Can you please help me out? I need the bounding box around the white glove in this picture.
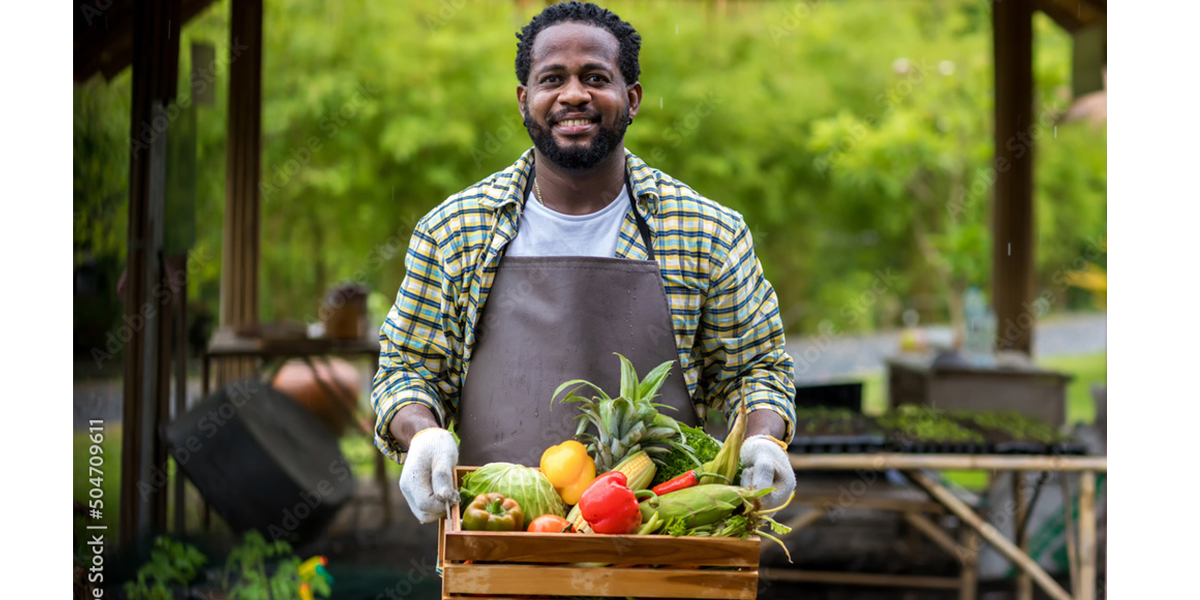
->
[398,428,459,523]
[739,435,796,509]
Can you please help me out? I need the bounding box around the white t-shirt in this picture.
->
[506,185,629,258]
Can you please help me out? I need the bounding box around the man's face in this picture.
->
[518,22,641,171]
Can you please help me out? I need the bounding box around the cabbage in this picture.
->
[459,462,566,523]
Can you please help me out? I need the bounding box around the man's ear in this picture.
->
[516,85,527,119]
[626,82,642,121]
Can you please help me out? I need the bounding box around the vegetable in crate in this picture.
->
[553,354,697,488]
[650,469,727,495]
[527,514,574,533]
[458,462,565,523]
[462,493,524,531]
[642,484,795,559]
[576,471,643,534]
[540,440,596,505]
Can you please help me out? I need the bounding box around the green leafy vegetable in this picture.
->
[459,462,565,523]
[650,424,743,486]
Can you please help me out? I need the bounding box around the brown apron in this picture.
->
[456,169,699,467]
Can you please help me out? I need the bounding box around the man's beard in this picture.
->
[523,105,630,171]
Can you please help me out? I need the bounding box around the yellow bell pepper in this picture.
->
[540,440,596,505]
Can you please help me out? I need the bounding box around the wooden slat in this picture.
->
[780,507,827,533]
[1015,472,1032,600]
[793,494,946,514]
[959,528,980,600]
[761,568,961,590]
[902,512,970,564]
[1062,474,1080,595]
[1078,470,1096,600]
[903,470,1072,600]
[445,531,759,566]
[442,564,757,599]
[789,453,1107,472]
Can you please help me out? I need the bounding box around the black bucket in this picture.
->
[163,379,357,544]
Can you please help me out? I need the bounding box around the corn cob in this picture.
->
[565,504,594,534]
[611,450,657,491]
[638,484,770,529]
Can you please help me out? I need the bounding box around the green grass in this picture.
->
[1037,351,1106,426]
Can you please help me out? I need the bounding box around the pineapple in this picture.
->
[552,353,698,480]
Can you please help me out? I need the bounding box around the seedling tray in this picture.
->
[439,466,761,599]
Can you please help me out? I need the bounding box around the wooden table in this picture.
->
[763,453,1106,600]
[195,327,392,526]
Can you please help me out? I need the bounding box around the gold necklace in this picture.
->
[534,174,546,206]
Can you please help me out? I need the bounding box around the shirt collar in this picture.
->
[479,147,661,215]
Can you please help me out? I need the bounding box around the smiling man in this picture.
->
[372,1,797,523]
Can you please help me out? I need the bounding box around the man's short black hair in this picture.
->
[515,1,641,87]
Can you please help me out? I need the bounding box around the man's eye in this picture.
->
[542,75,559,84]
[588,75,607,83]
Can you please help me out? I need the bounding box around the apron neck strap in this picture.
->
[524,163,656,261]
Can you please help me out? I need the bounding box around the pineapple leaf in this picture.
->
[616,353,639,401]
[636,360,676,402]
[552,380,610,407]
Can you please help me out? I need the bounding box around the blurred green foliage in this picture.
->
[73,0,1106,348]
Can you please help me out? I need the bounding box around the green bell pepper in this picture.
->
[461,493,524,531]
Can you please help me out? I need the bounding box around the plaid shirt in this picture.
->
[372,148,796,464]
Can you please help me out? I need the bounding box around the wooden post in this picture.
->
[120,0,181,550]
[959,528,979,600]
[219,0,264,384]
[172,260,189,535]
[991,0,1036,355]
[1014,472,1032,600]
[903,470,1072,600]
[1062,474,1080,595]
[1079,470,1096,600]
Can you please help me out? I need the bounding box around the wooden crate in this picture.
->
[439,467,761,599]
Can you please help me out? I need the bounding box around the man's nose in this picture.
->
[558,76,590,106]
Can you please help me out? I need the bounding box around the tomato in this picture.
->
[526,514,574,533]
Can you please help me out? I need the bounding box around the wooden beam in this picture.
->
[789,453,1107,472]
[761,569,962,590]
[219,0,264,384]
[903,470,1072,600]
[992,0,1037,355]
[902,512,971,564]
[120,0,181,550]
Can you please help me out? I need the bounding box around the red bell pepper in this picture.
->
[578,471,642,534]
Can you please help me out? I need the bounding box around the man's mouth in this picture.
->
[553,117,599,135]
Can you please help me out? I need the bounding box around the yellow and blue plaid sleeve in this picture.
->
[371,223,461,465]
[695,216,797,443]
